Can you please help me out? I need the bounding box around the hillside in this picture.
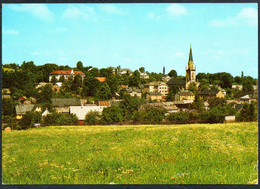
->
[2,122,258,184]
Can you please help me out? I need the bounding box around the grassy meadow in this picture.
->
[2,122,258,184]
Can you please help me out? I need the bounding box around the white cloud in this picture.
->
[62,5,96,22]
[2,29,19,35]
[100,4,123,14]
[166,4,187,16]
[238,8,257,26]
[210,7,257,27]
[9,4,54,22]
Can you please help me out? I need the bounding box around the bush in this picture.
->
[85,111,100,125]
[100,106,124,125]
[166,111,190,123]
[56,113,78,125]
[19,111,42,129]
[236,102,257,122]
[119,95,145,121]
[198,105,235,123]
[42,112,60,125]
[132,106,166,124]
[42,112,78,126]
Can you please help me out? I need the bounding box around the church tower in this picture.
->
[186,45,196,84]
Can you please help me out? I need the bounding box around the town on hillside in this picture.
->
[2,46,258,130]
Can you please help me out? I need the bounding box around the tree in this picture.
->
[76,61,84,71]
[37,63,59,82]
[139,67,145,73]
[188,82,198,95]
[234,76,242,84]
[106,75,119,95]
[100,68,113,77]
[24,82,38,97]
[168,69,177,78]
[191,93,204,112]
[166,86,180,101]
[89,67,99,77]
[51,76,57,84]
[197,73,209,82]
[71,74,82,93]
[208,97,227,109]
[100,106,124,124]
[119,95,145,121]
[129,70,140,87]
[132,106,166,124]
[59,75,65,82]
[242,79,254,93]
[37,84,53,104]
[21,61,37,72]
[220,74,232,89]
[2,98,14,116]
[237,102,257,122]
[19,112,42,129]
[96,83,112,100]
[83,72,101,96]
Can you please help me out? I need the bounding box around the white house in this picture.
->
[69,106,106,121]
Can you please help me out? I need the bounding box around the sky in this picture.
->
[2,3,258,78]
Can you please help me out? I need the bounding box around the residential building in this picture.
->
[42,109,51,117]
[15,104,35,119]
[119,68,133,76]
[98,101,111,106]
[175,90,195,102]
[232,85,243,90]
[224,115,236,123]
[140,72,149,79]
[53,82,62,92]
[51,98,81,114]
[145,81,168,96]
[70,106,106,124]
[200,89,225,99]
[2,88,11,95]
[49,69,85,82]
[158,82,169,96]
[125,88,142,98]
[2,88,11,99]
[162,75,172,83]
[36,82,50,89]
[240,94,257,103]
[146,92,163,102]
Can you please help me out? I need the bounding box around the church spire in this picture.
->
[188,44,193,62]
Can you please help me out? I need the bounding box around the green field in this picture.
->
[2,122,258,184]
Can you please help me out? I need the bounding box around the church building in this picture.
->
[185,45,198,89]
[167,45,199,90]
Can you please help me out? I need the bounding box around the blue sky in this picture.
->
[2,3,258,78]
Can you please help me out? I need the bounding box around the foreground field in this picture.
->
[2,122,258,184]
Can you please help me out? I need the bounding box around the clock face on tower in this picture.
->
[192,72,195,80]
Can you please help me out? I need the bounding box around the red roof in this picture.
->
[98,101,110,106]
[95,77,107,83]
[50,69,85,75]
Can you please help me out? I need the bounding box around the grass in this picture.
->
[2,122,258,184]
